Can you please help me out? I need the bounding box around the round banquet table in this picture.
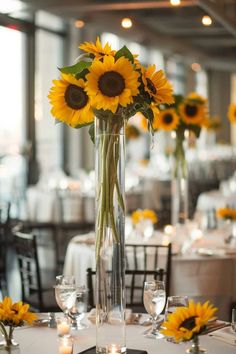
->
[11,319,235,354]
[64,229,236,321]
[196,190,236,213]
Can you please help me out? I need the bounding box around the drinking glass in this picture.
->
[165,295,189,319]
[55,275,76,316]
[164,295,188,342]
[69,285,88,330]
[143,280,166,339]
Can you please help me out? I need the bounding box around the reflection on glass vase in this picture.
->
[171,134,188,226]
[0,337,20,354]
[95,116,126,354]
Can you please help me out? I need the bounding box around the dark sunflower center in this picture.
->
[146,78,157,94]
[65,84,88,110]
[98,71,125,97]
[185,104,198,117]
[163,113,173,124]
[180,316,197,331]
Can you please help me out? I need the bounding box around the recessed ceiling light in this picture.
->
[191,63,202,72]
[121,18,132,29]
[170,0,181,6]
[202,15,212,26]
[75,20,85,28]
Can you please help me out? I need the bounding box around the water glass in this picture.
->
[69,285,88,330]
[55,275,76,315]
[165,295,189,319]
[164,295,188,342]
[232,308,236,333]
[143,280,166,339]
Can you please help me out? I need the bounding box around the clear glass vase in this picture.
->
[186,335,206,353]
[171,136,188,226]
[0,330,20,354]
[95,115,126,354]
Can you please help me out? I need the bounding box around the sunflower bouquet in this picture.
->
[0,297,37,349]
[161,299,217,352]
[131,209,158,225]
[48,37,173,260]
[152,92,208,178]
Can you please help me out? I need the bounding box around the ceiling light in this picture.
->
[202,15,212,26]
[75,20,85,28]
[170,0,181,6]
[191,63,201,72]
[121,18,132,29]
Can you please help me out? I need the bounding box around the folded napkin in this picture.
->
[209,326,236,346]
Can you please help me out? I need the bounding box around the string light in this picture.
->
[202,15,212,26]
[170,0,181,6]
[74,20,85,28]
[121,18,132,29]
[191,63,202,72]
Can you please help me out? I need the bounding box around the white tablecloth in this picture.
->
[64,230,236,320]
[12,320,235,354]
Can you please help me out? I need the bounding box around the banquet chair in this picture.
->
[14,229,59,312]
[87,268,165,313]
[125,243,172,298]
[0,202,12,297]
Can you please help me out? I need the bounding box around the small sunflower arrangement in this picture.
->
[0,297,37,349]
[161,299,217,350]
[228,103,236,124]
[216,207,236,220]
[153,93,208,178]
[131,209,158,225]
[203,116,221,131]
[48,37,173,260]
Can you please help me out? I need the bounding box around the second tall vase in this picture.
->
[171,134,188,226]
[95,115,126,354]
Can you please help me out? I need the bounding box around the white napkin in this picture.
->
[209,326,236,346]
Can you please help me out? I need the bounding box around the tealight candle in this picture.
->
[58,335,73,354]
[107,344,120,354]
[57,317,71,337]
[164,224,174,236]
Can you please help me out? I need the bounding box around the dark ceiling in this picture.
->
[7,1,236,69]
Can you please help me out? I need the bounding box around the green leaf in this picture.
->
[59,61,91,75]
[115,45,134,63]
[75,68,89,80]
[74,121,93,129]
[88,123,95,144]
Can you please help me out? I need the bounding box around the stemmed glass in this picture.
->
[143,280,166,339]
[69,285,88,330]
[55,275,77,317]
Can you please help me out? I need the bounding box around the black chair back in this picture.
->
[87,268,165,312]
[14,230,43,309]
[125,243,172,297]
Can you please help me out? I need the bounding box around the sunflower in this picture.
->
[228,103,236,124]
[161,300,217,343]
[79,37,115,59]
[125,124,140,140]
[131,209,158,224]
[141,65,174,105]
[216,207,236,220]
[0,297,37,326]
[155,108,179,131]
[179,101,206,126]
[86,55,140,114]
[187,92,207,104]
[48,74,94,128]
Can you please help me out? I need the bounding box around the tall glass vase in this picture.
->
[95,115,126,354]
[171,135,188,225]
